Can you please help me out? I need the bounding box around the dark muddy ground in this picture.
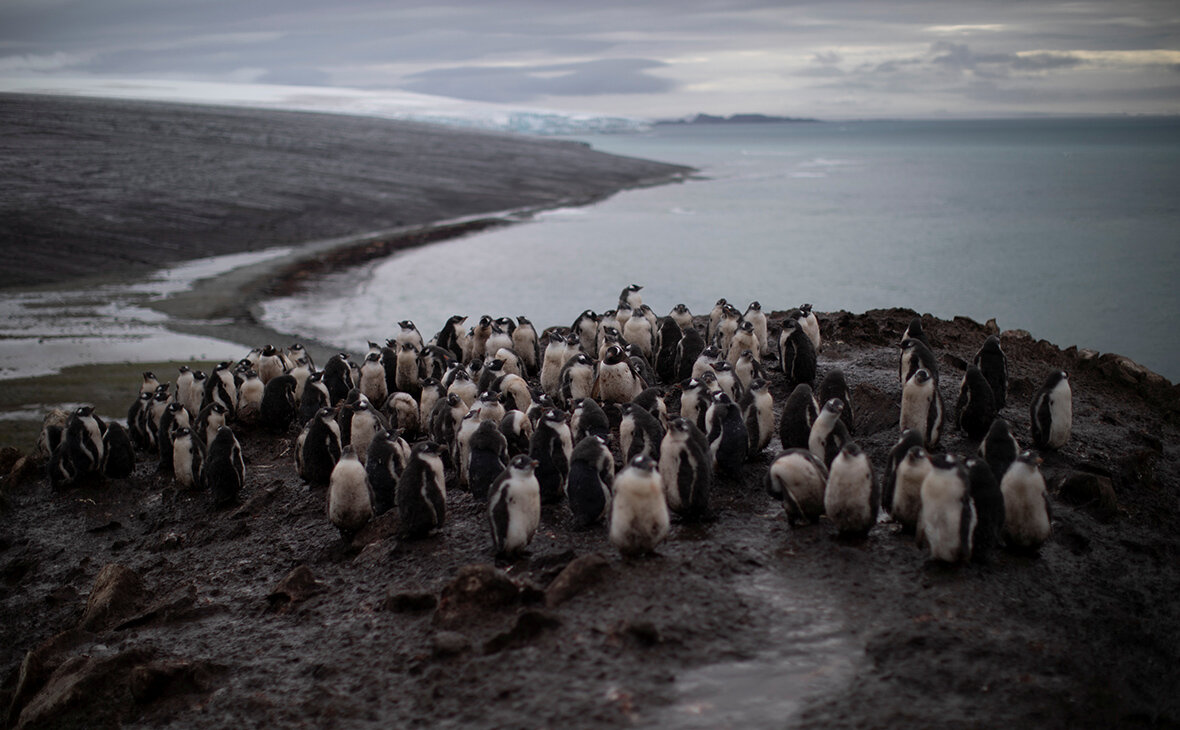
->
[1,309,1178,729]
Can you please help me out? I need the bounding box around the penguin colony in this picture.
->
[49,289,1068,563]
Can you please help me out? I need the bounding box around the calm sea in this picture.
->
[259,118,1180,381]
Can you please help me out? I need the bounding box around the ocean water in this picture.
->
[259,118,1180,381]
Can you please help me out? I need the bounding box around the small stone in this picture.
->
[984,318,1000,335]
[482,610,562,654]
[128,660,213,704]
[545,553,610,607]
[80,564,146,632]
[381,590,438,613]
[6,456,39,487]
[430,631,471,657]
[432,564,520,628]
[1057,472,1118,523]
[0,447,21,476]
[266,566,322,612]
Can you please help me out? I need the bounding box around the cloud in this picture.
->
[0,51,86,72]
[400,58,676,102]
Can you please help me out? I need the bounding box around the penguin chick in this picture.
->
[620,401,665,463]
[882,428,925,518]
[916,454,975,563]
[488,454,542,556]
[572,397,610,445]
[824,442,879,537]
[902,316,929,348]
[204,425,245,507]
[654,317,683,384]
[592,345,644,404]
[899,337,939,385]
[366,429,408,517]
[101,421,135,479]
[765,449,829,526]
[706,391,748,476]
[260,373,298,432]
[809,398,850,468]
[618,283,644,310]
[1030,371,1071,450]
[980,418,1020,485]
[529,408,573,505]
[541,332,572,398]
[956,365,997,440]
[889,445,931,533]
[779,384,819,451]
[740,377,774,455]
[172,426,203,489]
[358,351,389,405]
[900,369,943,449]
[500,409,533,456]
[706,298,728,344]
[328,446,373,542]
[559,353,596,408]
[296,407,342,487]
[797,303,821,351]
[659,417,711,521]
[468,419,510,502]
[817,369,855,435]
[779,318,817,388]
[974,335,1008,409]
[397,441,447,539]
[966,458,1005,563]
[610,455,670,556]
[566,435,615,528]
[298,372,330,426]
[1001,451,1052,552]
[675,326,706,382]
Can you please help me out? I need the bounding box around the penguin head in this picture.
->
[711,391,732,405]
[495,316,514,329]
[415,441,442,455]
[400,342,418,353]
[210,402,228,415]
[711,361,734,374]
[912,369,932,385]
[509,454,538,473]
[543,408,567,425]
[154,389,171,403]
[840,442,864,459]
[700,345,720,360]
[930,453,958,471]
[672,304,689,316]
[478,314,493,328]
[671,417,692,434]
[446,315,466,327]
[177,366,190,375]
[547,331,565,345]
[747,301,761,312]
[142,371,158,382]
[581,309,598,321]
[619,402,634,417]
[364,351,380,363]
[576,353,594,367]
[698,370,719,388]
[822,398,845,414]
[486,359,505,372]
[315,407,334,422]
[517,316,532,326]
[715,298,727,307]
[748,378,768,393]
[628,454,657,473]
[624,344,646,360]
[739,320,755,333]
[74,405,94,418]
[446,393,463,408]
[782,318,800,332]
[800,303,813,315]
[138,392,153,405]
[167,402,185,414]
[262,345,278,357]
[981,335,1003,354]
[1016,450,1043,467]
[603,345,625,365]
[628,284,643,293]
[904,445,928,464]
[193,370,207,382]
[564,332,582,348]
[738,350,757,364]
[479,391,500,405]
[453,368,471,382]
[723,304,741,319]
[175,426,191,439]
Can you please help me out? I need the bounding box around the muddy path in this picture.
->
[1,309,1177,729]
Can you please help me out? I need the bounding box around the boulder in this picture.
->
[80,564,146,632]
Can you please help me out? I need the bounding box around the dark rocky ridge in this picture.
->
[0,93,691,289]
[0,308,1177,728]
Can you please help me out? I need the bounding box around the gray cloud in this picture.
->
[401,58,676,102]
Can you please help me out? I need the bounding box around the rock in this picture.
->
[0,447,21,476]
[381,590,438,613]
[33,410,69,462]
[851,383,897,435]
[15,647,154,730]
[1118,449,1159,491]
[116,584,198,630]
[432,564,520,629]
[229,480,281,519]
[80,564,146,632]
[128,660,216,704]
[623,620,663,647]
[482,610,562,654]
[984,318,1000,335]
[6,456,39,488]
[266,565,323,612]
[1057,472,1118,522]
[5,629,91,728]
[353,509,400,546]
[545,553,610,607]
[430,631,471,658]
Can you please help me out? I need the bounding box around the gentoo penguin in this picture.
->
[779,384,819,451]
[420,344,454,382]
[881,429,925,518]
[592,345,644,404]
[288,343,315,371]
[185,370,207,417]
[765,449,829,526]
[817,369,855,434]
[418,378,446,428]
[916,454,976,563]
[902,316,929,348]
[809,398,850,467]
[678,378,711,434]
[257,345,287,385]
[492,347,524,380]
[955,365,997,440]
[797,303,821,351]
[571,310,600,357]
[468,419,510,502]
[712,304,741,355]
[434,315,468,360]
[733,350,763,393]
[966,458,1005,562]
[973,335,1008,408]
[474,391,506,426]
[654,317,683,384]
[397,441,447,539]
[349,396,390,463]
[625,344,657,388]
[824,442,879,536]
[495,372,534,414]
[540,332,571,398]
[571,397,611,445]
[328,446,373,541]
[710,361,743,404]
[744,301,770,357]
[195,402,228,450]
[394,342,422,398]
[204,426,245,507]
[202,361,239,414]
[485,322,513,356]
[395,319,425,351]
[1001,451,1052,551]
[619,283,644,310]
[500,409,533,456]
[175,366,195,414]
[428,392,466,448]
[610,455,670,556]
[728,320,759,365]
[321,353,353,405]
[623,307,655,360]
[979,418,1021,485]
[127,391,153,451]
[52,407,105,487]
[296,407,342,487]
[469,315,495,362]
[566,435,615,528]
[705,391,748,476]
[454,409,483,488]
[477,356,506,395]
[101,421,135,479]
[900,369,943,448]
[156,401,190,472]
[692,345,723,381]
[298,372,330,426]
[706,298,728,345]
[366,429,408,516]
[659,417,711,521]
[560,353,596,408]
[632,387,668,430]
[144,385,171,452]
[779,317,817,388]
[447,366,479,408]
[899,338,939,385]
[488,455,542,556]
[512,316,541,376]
[740,377,774,455]
[675,326,706,381]
[620,401,665,463]
[172,426,203,489]
[529,408,573,505]
[358,351,388,405]
[669,303,693,330]
[889,445,931,533]
[260,374,298,432]
[1030,371,1072,450]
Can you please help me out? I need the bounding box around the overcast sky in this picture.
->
[2,0,1178,119]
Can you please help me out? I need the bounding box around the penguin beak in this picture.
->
[531,459,540,469]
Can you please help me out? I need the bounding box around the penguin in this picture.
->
[900,369,943,449]
[654,317,683,384]
[565,435,615,528]
[610,455,670,556]
[396,441,447,539]
[56,407,107,486]
[358,351,388,405]
[529,408,573,505]
[296,407,342,487]
[395,319,425,351]
[477,358,506,394]
[618,283,644,310]
[434,315,468,360]
[817,369,855,435]
[419,344,454,382]
[733,350,763,393]
[101,421,135,479]
[127,391,153,451]
[298,371,330,426]
[560,353,597,408]
[705,391,748,476]
[144,387,171,453]
[366,429,407,517]
[779,317,817,388]
[469,315,495,362]
[1030,371,1072,450]
[540,332,571,398]
[139,370,160,394]
[809,399,850,467]
[966,458,1005,562]
[194,402,228,450]
[487,454,542,556]
[202,361,239,414]
[184,370,207,417]
[632,387,668,430]
[623,308,655,360]
[797,303,821,351]
[257,345,287,384]
[288,343,315,371]
[980,417,1021,485]
[692,345,722,381]
[675,325,706,382]
[395,342,422,398]
[328,446,373,541]
[485,322,513,357]
[620,401,665,462]
[500,409,533,456]
[1001,451,1052,551]
[659,417,711,521]
[624,344,657,389]
[571,397,611,445]
[157,401,190,472]
[289,359,312,403]
[678,378,711,434]
[955,365,997,440]
[494,372,533,414]
[916,454,976,563]
[418,377,447,428]
[428,392,466,448]
[824,442,879,536]
[454,409,483,488]
[881,429,925,519]
[889,445,931,533]
[710,361,744,404]
[321,353,354,405]
[349,396,390,463]
[592,345,644,404]
[669,303,693,330]
[447,366,479,409]
[260,373,298,431]
[175,366,195,414]
[740,377,774,455]
[779,383,819,451]
[204,426,245,507]
[899,338,939,385]
[468,419,510,501]
[727,320,759,365]
[902,316,929,348]
[571,310,600,357]
[973,335,1008,409]
[765,449,829,525]
[706,298,728,344]
[512,316,541,377]
[475,390,506,425]
[171,426,203,489]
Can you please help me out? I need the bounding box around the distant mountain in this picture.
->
[656,113,820,125]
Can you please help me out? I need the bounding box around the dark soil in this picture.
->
[1,309,1178,729]
[0,93,691,289]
